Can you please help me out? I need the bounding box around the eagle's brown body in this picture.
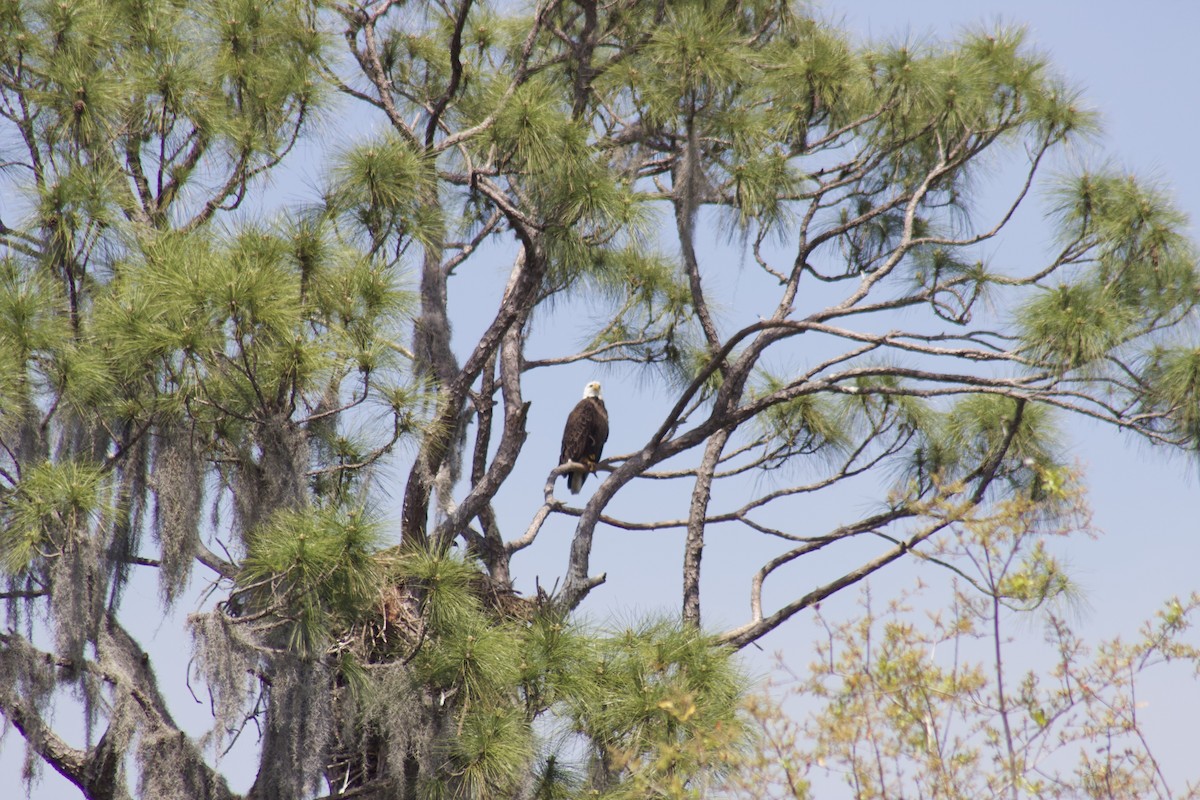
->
[560,383,608,494]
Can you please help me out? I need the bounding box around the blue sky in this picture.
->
[803,1,1200,788]
[838,0,1200,654]
[4,1,1200,796]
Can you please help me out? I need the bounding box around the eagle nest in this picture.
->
[351,565,541,665]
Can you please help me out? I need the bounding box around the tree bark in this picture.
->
[682,428,729,627]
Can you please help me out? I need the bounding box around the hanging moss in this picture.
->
[188,610,260,757]
[152,423,204,607]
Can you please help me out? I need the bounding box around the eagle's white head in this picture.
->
[582,380,603,400]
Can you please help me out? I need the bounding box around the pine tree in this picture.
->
[1,1,1198,798]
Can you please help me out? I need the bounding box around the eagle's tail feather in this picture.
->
[567,469,584,494]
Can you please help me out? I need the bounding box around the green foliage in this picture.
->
[475,73,640,246]
[518,612,596,709]
[329,135,441,249]
[631,5,755,127]
[430,705,532,800]
[865,27,1092,183]
[761,15,864,145]
[238,507,385,656]
[554,244,696,370]
[1140,346,1200,447]
[0,460,105,574]
[899,396,1062,499]
[412,610,523,709]
[530,755,583,800]
[567,621,748,797]
[1051,172,1197,307]
[4,0,322,227]
[1023,171,1200,373]
[728,150,805,233]
[907,246,995,315]
[90,220,411,431]
[943,396,1058,470]
[0,260,71,423]
[1018,282,1135,372]
[296,548,755,800]
[754,377,852,467]
[483,76,587,174]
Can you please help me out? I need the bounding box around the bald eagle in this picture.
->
[559,381,609,494]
